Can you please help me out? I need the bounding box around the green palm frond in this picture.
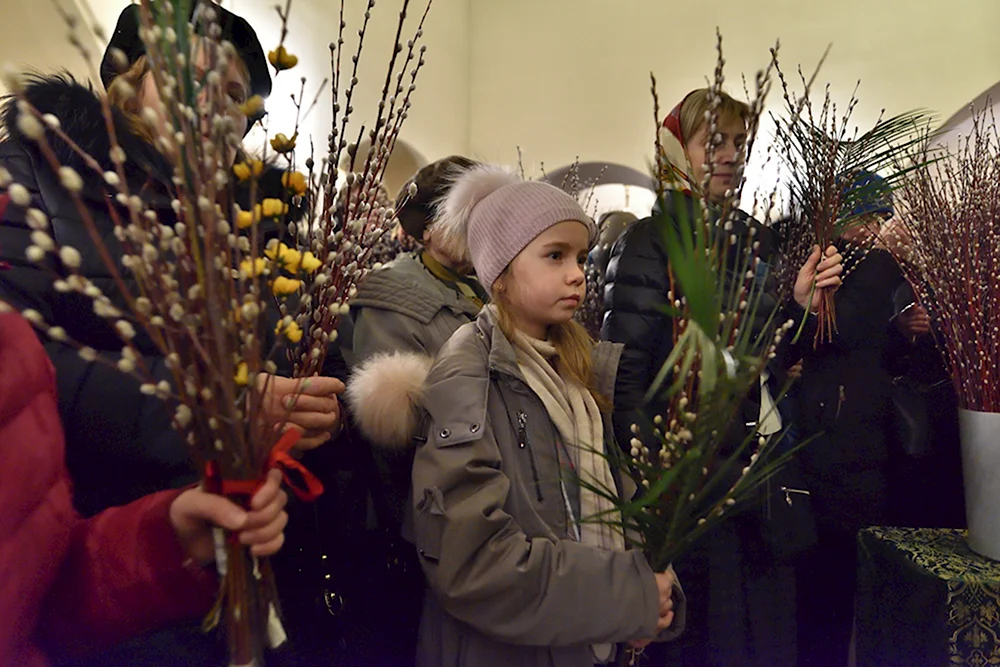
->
[595,178,799,571]
[576,35,817,572]
[772,73,937,243]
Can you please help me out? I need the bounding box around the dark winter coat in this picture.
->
[883,281,965,529]
[791,247,903,530]
[600,191,800,666]
[1,75,195,516]
[601,191,785,452]
[0,74,309,516]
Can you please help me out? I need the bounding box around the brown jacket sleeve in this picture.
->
[411,350,663,647]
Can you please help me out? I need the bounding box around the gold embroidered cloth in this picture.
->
[857,527,1000,667]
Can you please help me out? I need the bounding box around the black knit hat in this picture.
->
[396,155,478,240]
[100,1,271,132]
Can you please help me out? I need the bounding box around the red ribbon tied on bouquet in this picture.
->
[204,428,325,503]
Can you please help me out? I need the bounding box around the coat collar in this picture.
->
[474,305,622,405]
[1,74,174,205]
[476,305,524,382]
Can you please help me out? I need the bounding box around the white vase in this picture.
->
[960,409,1000,560]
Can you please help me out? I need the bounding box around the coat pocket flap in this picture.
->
[424,374,489,448]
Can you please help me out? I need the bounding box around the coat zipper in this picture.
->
[780,486,811,506]
[517,410,544,502]
[835,385,845,421]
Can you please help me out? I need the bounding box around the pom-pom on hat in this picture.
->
[434,163,597,289]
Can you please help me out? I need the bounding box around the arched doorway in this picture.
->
[338,138,428,200]
[541,161,657,220]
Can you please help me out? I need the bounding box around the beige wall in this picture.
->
[0,0,103,96]
[467,0,1000,180]
[1,0,470,191]
[4,0,999,198]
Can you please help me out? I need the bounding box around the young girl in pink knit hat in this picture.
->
[400,163,686,666]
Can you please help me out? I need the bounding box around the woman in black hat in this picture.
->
[0,2,345,664]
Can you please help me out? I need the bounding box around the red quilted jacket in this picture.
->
[0,310,217,667]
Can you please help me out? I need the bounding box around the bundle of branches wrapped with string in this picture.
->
[0,0,431,663]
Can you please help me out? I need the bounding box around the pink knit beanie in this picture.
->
[432,164,596,288]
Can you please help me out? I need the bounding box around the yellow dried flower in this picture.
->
[235,204,263,229]
[271,275,302,296]
[239,256,268,278]
[239,95,265,118]
[265,240,302,272]
[267,46,299,71]
[265,241,290,261]
[234,362,249,386]
[300,251,322,274]
[270,133,297,154]
[264,243,304,273]
[282,248,302,273]
[233,159,264,181]
[275,319,303,343]
[261,198,289,218]
[282,171,308,196]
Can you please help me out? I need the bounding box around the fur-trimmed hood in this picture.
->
[345,306,623,450]
[1,73,303,221]
[2,73,173,199]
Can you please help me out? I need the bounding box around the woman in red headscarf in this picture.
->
[601,88,845,666]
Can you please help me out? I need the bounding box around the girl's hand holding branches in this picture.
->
[628,569,678,649]
[654,569,677,630]
[794,244,843,312]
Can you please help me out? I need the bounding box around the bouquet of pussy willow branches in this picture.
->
[770,57,931,346]
[1,0,430,662]
[265,0,432,377]
[582,35,805,578]
[889,107,1000,412]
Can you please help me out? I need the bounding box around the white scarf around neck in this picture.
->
[510,330,626,553]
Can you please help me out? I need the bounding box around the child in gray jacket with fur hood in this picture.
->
[350,164,685,666]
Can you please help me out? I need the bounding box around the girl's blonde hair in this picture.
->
[679,88,751,142]
[105,43,251,145]
[492,267,611,412]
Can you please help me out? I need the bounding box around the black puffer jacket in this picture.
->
[0,74,305,516]
[3,75,196,515]
[601,190,786,451]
